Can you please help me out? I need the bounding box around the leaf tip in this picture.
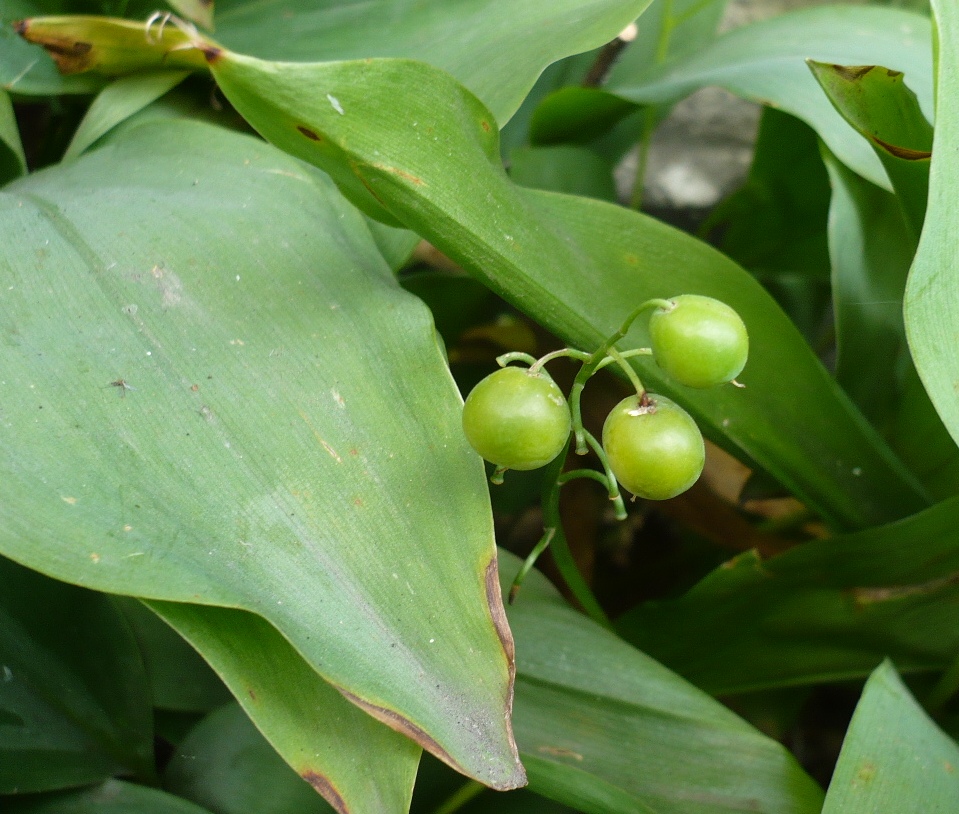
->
[301,770,349,814]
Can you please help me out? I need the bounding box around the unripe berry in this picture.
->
[602,393,704,500]
[462,367,570,471]
[649,295,748,389]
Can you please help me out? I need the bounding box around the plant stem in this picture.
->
[509,527,555,604]
[496,351,538,368]
[925,650,959,714]
[431,780,485,814]
[545,443,613,628]
[570,301,669,453]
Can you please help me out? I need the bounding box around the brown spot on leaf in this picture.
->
[201,45,222,64]
[248,688,256,701]
[830,64,874,81]
[371,163,424,185]
[851,571,959,603]
[297,125,322,141]
[538,745,583,761]
[856,761,877,784]
[301,771,349,814]
[481,120,491,132]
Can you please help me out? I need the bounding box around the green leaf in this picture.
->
[607,0,727,81]
[617,495,959,695]
[148,601,420,814]
[211,0,653,125]
[205,51,928,529]
[0,119,523,789]
[904,0,959,451]
[808,60,933,239]
[500,552,825,814]
[114,599,230,713]
[821,145,914,430]
[165,702,336,814]
[3,778,214,814]
[63,70,190,160]
[0,88,26,181]
[0,557,153,794]
[821,662,959,812]
[605,6,934,189]
[509,145,617,201]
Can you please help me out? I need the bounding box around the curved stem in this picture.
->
[545,476,614,629]
[607,347,644,397]
[595,347,653,372]
[495,351,538,368]
[558,468,611,488]
[506,442,613,629]
[582,430,627,521]
[431,780,485,814]
[509,527,555,604]
[925,649,959,714]
[569,300,669,453]
[528,347,592,374]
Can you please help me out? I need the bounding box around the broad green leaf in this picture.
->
[822,662,959,812]
[0,557,153,794]
[821,145,914,430]
[0,88,26,181]
[528,0,728,167]
[888,366,959,499]
[699,110,831,347]
[904,0,959,451]
[204,51,928,528]
[509,145,616,202]
[114,599,230,713]
[500,552,825,814]
[618,495,959,694]
[3,778,214,814]
[809,60,933,239]
[605,6,934,189]
[0,119,523,789]
[165,703,335,814]
[212,0,654,125]
[63,70,190,160]
[148,601,420,814]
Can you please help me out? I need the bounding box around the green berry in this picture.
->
[602,394,705,500]
[462,366,571,471]
[649,294,748,389]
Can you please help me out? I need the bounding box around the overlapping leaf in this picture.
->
[201,48,927,528]
[8,0,652,123]
[0,119,522,790]
[164,703,337,814]
[618,496,959,694]
[4,779,214,814]
[605,6,933,189]
[0,557,153,794]
[500,552,825,814]
[821,662,959,812]
[148,602,421,814]
[904,0,959,451]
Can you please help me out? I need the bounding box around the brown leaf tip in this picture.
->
[12,20,28,36]
[301,771,349,814]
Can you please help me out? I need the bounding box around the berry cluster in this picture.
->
[462,295,748,501]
